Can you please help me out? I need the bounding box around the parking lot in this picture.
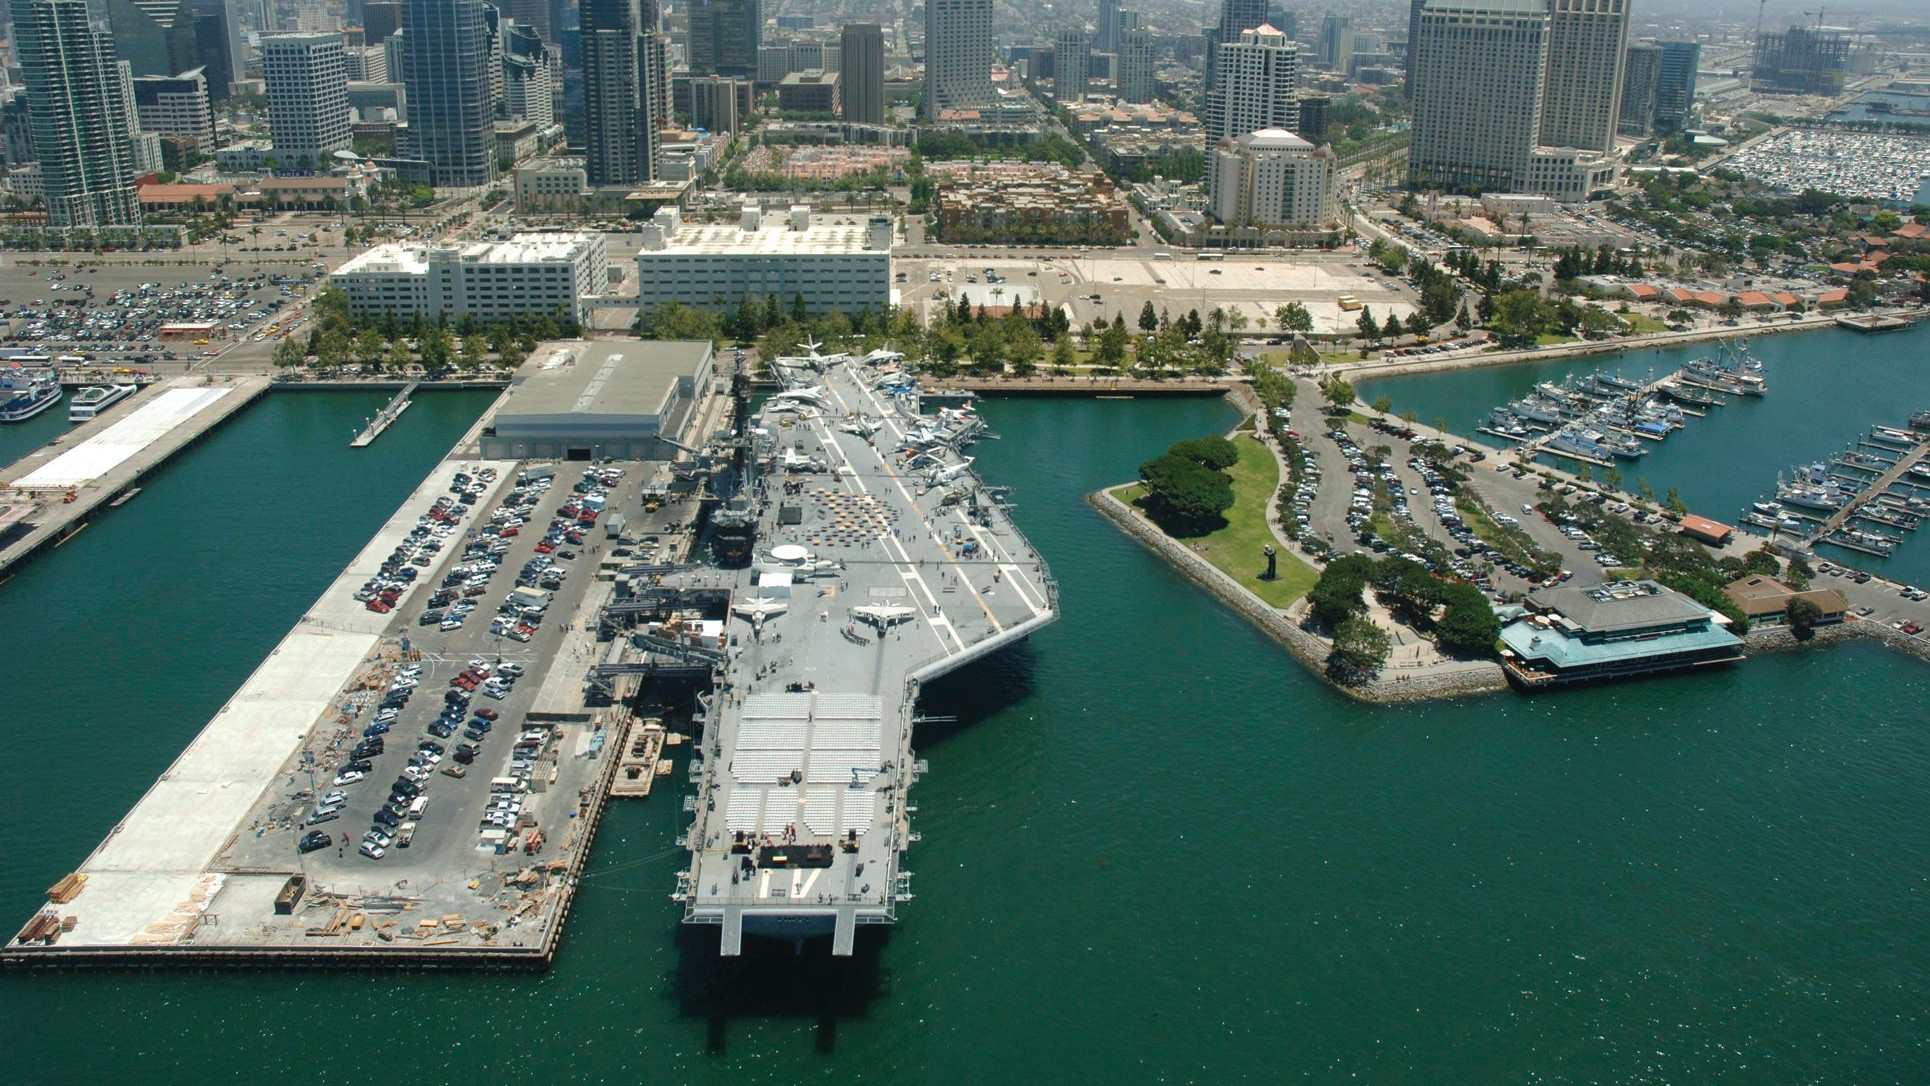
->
[226,458,651,894]
[0,258,322,375]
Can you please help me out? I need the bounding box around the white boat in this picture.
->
[68,382,136,423]
[0,372,62,423]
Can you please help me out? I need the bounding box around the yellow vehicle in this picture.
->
[192,338,210,345]
[1337,295,1363,311]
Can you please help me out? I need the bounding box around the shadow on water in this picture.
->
[913,637,1041,748]
[670,923,892,1056]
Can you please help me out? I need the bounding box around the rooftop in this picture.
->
[336,232,600,275]
[643,218,885,256]
[1526,579,1717,635]
[502,340,711,420]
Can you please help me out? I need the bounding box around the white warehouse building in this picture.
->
[329,233,609,323]
[635,207,893,316]
[1206,128,1337,230]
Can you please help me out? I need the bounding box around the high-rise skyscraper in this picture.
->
[1118,21,1155,103]
[400,0,497,186]
[1408,0,1549,193]
[687,0,760,78]
[12,0,143,226]
[1055,26,1092,103]
[1318,14,1352,71]
[1539,0,1627,154]
[924,0,992,120]
[840,22,885,124]
[1205,0,1267,86]
[1405,0,1425,90]
[1618,40,1660,137]
[502,22,553,128]
[364,1,402,41]
[1653,40,1699,132]
[1097,0,1122,53]
[262,33,351,171]
[1206,23,1298,141]
[691,75,741,133]
[579,0,655,185]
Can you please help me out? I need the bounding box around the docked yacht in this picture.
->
[68,382,137,423]
[0,371,61,423]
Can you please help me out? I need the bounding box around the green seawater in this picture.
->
[2,390,1927,1084]
[1358,321,1930,585]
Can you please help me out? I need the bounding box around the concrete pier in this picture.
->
[0,376,271,581]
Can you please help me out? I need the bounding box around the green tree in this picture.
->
[1050,333,1076,373]
[1435,582,1502,656]
[1664,487,1689,515]
[1372,394,1393,414]
[1138,299,1159,334]
[1356,305,1379,340]
[1275,302,1314,334]
[1137,452,1234,534]
[272,336,306,368]
[1383,311,1405,339]
[1329,617,1392,681]
[1786,596,1823,640]
[1094,317,1131,371]
[1168,435,1239,471]
[1320,376,1356,412]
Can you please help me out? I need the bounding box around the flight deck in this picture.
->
[660,347,1057,954]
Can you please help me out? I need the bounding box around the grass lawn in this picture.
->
[1620,312,1670,334]
[1534,332,1580,346]
[1116,438,1316,606]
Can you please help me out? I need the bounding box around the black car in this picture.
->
[299,831,332,853]
[373,809,401,828]
[453,749,476,765]
[428,722,457,738]
[342,759,373,773]
[418,740,445,755]
[390,778,421,797]
[462,728,486,743]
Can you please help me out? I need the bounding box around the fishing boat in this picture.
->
[1657,380,1722,408]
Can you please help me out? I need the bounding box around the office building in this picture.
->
[102,0,234,100]
[1539,0,1626,154]
[1752,26,1848,95]
[1207,128,1336,228]
[1408,0,1548,194]
[777,70,840,113]
[924,0,993,120]
[1206,24,1299,141]
[1118,25,1155,103]
[11,0,143,226]
[365,0,402,41]
[1055,27,1092,103]
[1318,13,1352,71]
[691,75,741,133]
[1618,40,1659,137]
[1406,0,1425,89]
[1297,92,1331,141]
[581,0,657,186]
[840,23,885,124]
[1653,40,1699,131]
[262,33,351,170]
[1499,580,1743,688]
[131,68,215,155]
[331,232,610,323]
[1098,0,1121,52]
[399,0,498,185]
[502,23,553,128]
[1205,0,1268,85]
[688,0,760,78]
[635,208,893,315]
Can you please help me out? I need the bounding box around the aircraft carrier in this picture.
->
[615,343,1057,955]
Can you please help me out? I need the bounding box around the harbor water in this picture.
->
[1,389,1927,1083]
[1359,321,1930,585]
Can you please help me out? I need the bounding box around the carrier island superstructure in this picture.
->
[622,345,1057,955]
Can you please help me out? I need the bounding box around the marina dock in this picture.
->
[0,376,271,581]
[350,380,420,447]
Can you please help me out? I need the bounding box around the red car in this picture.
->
[500,526,519,537]
[366,600,393,614]
[474,708,500,721]
[534,542,555,554]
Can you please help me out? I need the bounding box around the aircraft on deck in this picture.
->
[852,604,917,630]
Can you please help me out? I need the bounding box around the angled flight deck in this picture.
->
[666,347,1057,955]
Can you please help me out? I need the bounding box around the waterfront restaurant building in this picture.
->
[1498,579,1744,688]
[479,340,714,461]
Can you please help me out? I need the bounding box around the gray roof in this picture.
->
[1423,0,1550,15]
[501,340,711,420]
[1526,579,1714,635]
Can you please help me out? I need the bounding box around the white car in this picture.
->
[333,770,365,785]
[359,841,387,859]
[440,617,466,631]
[403,765,432,783]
